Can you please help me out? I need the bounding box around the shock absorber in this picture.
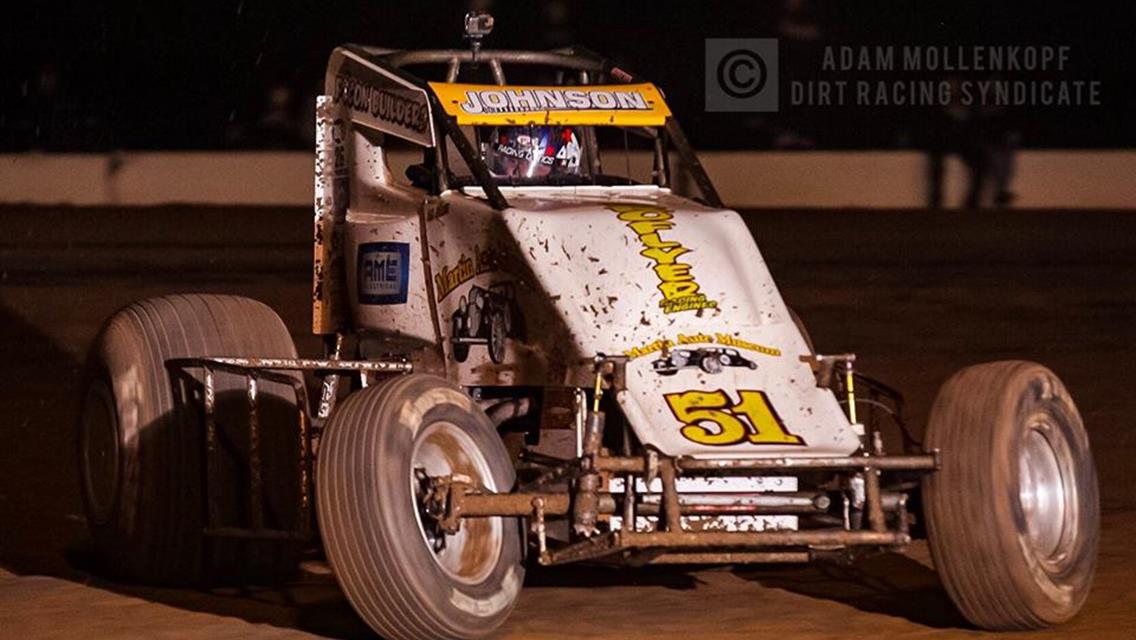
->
[572,358,611,537]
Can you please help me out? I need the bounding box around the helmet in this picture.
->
[487,126,582,178]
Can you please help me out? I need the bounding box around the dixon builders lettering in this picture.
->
[333,73,429,134]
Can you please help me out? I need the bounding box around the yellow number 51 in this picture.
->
[664,389,806,447]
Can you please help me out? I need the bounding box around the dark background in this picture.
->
[2,0,1133,152]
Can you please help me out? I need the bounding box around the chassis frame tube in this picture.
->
[171,355,409,542]
[620,529,908,548]
[594,454,939,474]
[539,528,908,566]
[645,551,810,564]
[456,490,904,518]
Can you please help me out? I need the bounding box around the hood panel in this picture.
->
[503,190,859,458]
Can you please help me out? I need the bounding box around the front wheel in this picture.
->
[923,360,1098,630]
[317,374,524,640]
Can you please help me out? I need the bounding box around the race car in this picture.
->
[76,13,1098,640]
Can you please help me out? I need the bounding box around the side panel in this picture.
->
[346,213,432,341]
[343,133,434,342]
[422,195,579,387]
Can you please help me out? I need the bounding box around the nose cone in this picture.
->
[502,192,857,459]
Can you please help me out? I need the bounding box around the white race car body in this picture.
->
[343,177,858,459]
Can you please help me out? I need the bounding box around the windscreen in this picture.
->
[446,124,668,188]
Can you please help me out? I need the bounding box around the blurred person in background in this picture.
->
[983,96,1020,207]
[925,77,987,209]
[244,83,305,149]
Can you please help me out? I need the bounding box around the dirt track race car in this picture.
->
[76,14,1099,640]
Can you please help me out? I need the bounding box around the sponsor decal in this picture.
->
[624,333,781,360]
[357,242,409,305]
[610,205,719,314]
[333,72,429,134]
[455,87,651,115]
[433,245,503,302]
[652,346,757,376]
[429,82,671,126]
[325,49,434,146]
[449,282,524,364]
[664,389,806,446]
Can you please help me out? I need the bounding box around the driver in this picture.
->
[486,126,581,178]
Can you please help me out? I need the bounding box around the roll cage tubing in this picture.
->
[340,44,724,210]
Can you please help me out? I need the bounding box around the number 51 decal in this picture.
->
[664,389,807,447]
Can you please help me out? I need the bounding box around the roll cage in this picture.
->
[324,44,722,210]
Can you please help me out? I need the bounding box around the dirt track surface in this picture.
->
[1,205,1134,639]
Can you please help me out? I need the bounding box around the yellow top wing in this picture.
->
[429,82,672,126]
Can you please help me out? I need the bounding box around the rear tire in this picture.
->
[317,374,523,640]
[78,294,302,585]
[923,360,1098,629]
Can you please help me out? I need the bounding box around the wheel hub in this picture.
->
[410,422,503,585]
[1018,421,1073,561]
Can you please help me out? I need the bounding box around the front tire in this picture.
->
[923,360,1098,629]
[317,374,523,640]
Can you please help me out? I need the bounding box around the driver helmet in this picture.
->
[487,126,581,178]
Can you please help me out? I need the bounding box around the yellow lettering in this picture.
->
[611,204,718,314]
[629,220,674,235]
[667,389,807,447]
[734,390,804,444]
[638,233,680,249]
[615,206,673,222]
[641,245,690,265]
[659,281,700,299]
[665,390,749,446]
[655,263,693,282]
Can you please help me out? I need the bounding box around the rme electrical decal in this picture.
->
[458,88,651,115]
[333,73,429,134]
[610,205,719,314]
[358,242,410,305]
